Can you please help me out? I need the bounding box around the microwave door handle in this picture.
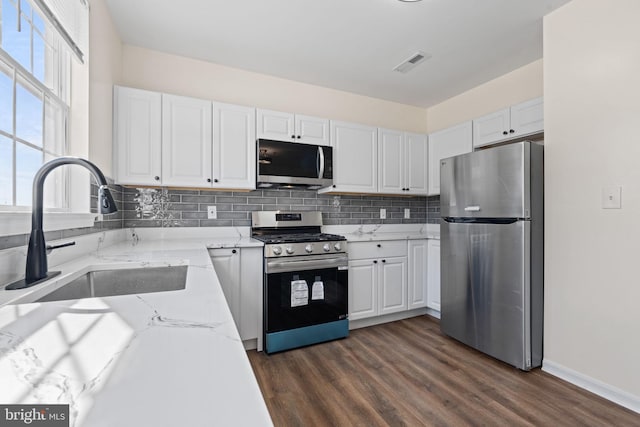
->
[318,146,325,179]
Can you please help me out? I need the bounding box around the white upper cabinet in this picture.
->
[213,102,256,189]
[428,121,473,196]
[377,129,428,196]
[162,94,212,187]
[404,132,429,195]
[473,97,544,148]
[510,97,544,137]
[257,109,330,145]
[323,120,377,193]
[114,86,256,190]
[377,128,404,194]
[295,114,330,145]
[113,86,162,186]
[256,109,294,141]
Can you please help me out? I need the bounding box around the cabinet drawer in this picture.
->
[348,240,407,260]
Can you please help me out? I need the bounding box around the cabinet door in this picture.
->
[427,239,441,311]
[348,259,378,320]
[113,86,162,186]
[472,108,510,148]
[404,132,428,195]
[240,248,263,344]
[210,248,241,329]
[377,128,405,195]
[510,97,543,138]
[329,121,377,193]
[379,257,408,315]
[162,94,212,187]
[408,240,428,309]
[256,109,294,141]
[428,121,472,195]
[295,114,330,145]
[213,102,256,190]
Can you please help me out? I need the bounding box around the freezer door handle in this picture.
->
[464,206,481,212]
[442,217,521,224]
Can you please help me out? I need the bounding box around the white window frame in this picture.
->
[0,0,95,237]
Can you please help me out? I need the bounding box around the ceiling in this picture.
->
[104,0,570,108]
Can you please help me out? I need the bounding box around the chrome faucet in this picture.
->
[5,157,117,290]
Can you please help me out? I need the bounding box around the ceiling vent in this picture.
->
[393,51,430,73]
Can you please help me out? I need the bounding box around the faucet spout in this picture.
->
[5,157,118,290]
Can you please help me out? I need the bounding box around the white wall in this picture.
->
[120,45,428,134]
[427,60,543,132]
[543,0,640,410]
[88,0,123,178]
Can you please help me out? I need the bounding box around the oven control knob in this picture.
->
[334,242,342,252]
[305,244,313,253]
[272,246,282,255]
[285,246,295,254]
[323,243,331,252]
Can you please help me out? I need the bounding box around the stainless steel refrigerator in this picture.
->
[440,141,543,371]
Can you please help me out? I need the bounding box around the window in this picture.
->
[0,0,70,210]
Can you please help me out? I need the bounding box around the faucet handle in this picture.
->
[46,241,76,254]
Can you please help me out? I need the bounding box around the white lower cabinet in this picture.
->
[349,237,437,323]
[209,247,262,345]
[379,257,408,315]
[348,240,407,321]
[408,239,429,309]
[348,259,378,320]
[426,239,441,312]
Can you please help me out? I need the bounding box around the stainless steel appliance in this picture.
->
[257,139,333,189]
[440,141,543,370]
[251,211,348,354]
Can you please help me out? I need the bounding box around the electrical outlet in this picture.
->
[404,208,410,219]
[380,208,386,219]
[207,206,217,219]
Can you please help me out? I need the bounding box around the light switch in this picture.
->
[380,208,386,219]
[404,208,410,219]
[601,186,622,209]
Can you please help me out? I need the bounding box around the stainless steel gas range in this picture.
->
[251,211,349,354]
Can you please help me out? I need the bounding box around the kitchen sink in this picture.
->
[36,265,188,302]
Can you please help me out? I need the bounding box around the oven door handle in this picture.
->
[266,255,348,274]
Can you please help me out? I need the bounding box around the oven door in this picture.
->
[264,254,348,334]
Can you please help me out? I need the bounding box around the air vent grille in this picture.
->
[408,54,425,64]
[393,51,430,73]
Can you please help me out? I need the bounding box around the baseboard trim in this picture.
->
[425,307,440,319]
[542,359,640,414]
[349,308,428,330]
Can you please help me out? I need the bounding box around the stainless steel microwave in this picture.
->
[257,139,333,189]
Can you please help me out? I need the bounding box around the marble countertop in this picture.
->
[323,223,440,243]
[0,235,272,427]
[343,231,439,242]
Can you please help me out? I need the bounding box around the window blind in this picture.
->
[32,0,88,63]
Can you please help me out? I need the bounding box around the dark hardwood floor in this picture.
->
[248,316,640,426]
